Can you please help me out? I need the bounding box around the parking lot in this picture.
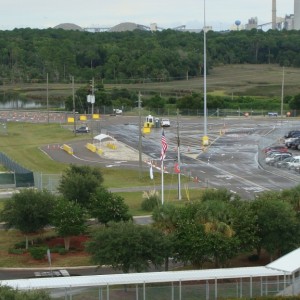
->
[2,110,299,200]
[98,115,300,200]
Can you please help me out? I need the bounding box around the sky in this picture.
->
[0,0,295,31]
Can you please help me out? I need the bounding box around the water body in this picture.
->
[0,99,65,109]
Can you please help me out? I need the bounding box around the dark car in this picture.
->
[289,138,300,150]
[284,130,300,139]
[75,126,90,133]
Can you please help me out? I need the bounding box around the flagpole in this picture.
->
[161,159,164,205]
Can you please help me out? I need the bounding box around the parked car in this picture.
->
[75,126,90,133]
[263,145,288,153]
[268,112,278,117]
[265,150,284,158]
[289,138,300,150]
[275,156,295,168]
[288,156,300,170]
[161,118,170,127]
[269,153,293,166]
[284,130,300,139]
[265,152,286,164]
[285,135,300,147]
[113,109,123,115]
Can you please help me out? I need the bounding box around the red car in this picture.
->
[263,145,288,154]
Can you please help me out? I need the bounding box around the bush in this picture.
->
[9,248,26,255]
[141,195,160,211]
[29,247,47,260]
[14,241,26,249]
[58,248,68,255]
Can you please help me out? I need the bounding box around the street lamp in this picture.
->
[202,0,209,147]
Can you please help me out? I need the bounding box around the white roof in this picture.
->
[2,249,300,291]
[267,247,300,273]
[1,267,286,291]
[93,134,114,142]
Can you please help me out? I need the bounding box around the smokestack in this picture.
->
[295,0,300,30]
[272,0,277,29]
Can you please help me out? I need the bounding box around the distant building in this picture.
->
[284,14,294,30]
[53,23,83,31]
[109,22,149,32]
[245,17,258,30]
[294,0,300,29]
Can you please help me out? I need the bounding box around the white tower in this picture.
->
[272,0,276,29]
[294,0,300,29]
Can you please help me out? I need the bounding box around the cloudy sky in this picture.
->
[0,0,295,31]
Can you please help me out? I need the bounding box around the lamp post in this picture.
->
[202,0,209,147]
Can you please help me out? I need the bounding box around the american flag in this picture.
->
[160,130,168,160]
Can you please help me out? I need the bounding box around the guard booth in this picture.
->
[154,117,160,128]
[144,115,155,128]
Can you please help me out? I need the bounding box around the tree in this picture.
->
[86,222,170,273]
[89,187,132,225]
[51,197,87,250]
[162,189,243,268]
[58,165,104,208]
[251,193,300,261]
[0,189,56,249]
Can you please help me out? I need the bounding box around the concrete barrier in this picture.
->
[62,144,73,155]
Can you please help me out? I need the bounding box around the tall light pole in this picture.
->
[46,73,49,124]
[138,91,143,178]
[176,109,182,200]
[281,66,285,121]
[202,0,209,146]
[72,76,76,136]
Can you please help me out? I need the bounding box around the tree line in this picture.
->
[1,165,300,275]
[1,28,300,84]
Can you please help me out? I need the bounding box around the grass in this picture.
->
[2,64,300,102]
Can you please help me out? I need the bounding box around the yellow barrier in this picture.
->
[143,127,151,134]
[63,144,73,155]
[106,142,117,150]
[67,117,74,123]
[86,143,97,153]
[80,115,87,121]
[97,148,103,155]
[92,114,100,119]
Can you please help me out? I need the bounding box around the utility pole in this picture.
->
[91,78,95,137]
[46,73,49,124]
[138,92,143,178]
[176,109,182,200]
[72,76,76,136]
[281,66,285,123]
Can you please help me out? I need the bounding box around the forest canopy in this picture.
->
[1,28,300,84]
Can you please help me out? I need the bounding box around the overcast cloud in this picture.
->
[0,0,294,31]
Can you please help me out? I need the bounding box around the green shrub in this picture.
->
[9,248,26,255]
[141,195,160,211]
[58,248,67,255]
[29,247,47,260]
[14,241,26,249]
[50,245,65,253]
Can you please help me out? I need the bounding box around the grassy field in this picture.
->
[1,64,300,101]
